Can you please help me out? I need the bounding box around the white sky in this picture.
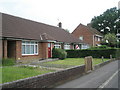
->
[0,0,119,32]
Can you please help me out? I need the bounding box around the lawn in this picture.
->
[43,58,109,67]
[1,66,54,84]
[1,58,109,84]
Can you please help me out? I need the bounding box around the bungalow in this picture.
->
[72,23,103,49]
[1,13,84,62]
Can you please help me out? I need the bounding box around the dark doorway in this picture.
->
[7,40,16,59]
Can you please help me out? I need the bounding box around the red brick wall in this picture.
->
[18,42,48,62]
[3,40,7,59]
[2,40,49,62]
[0,40,2,59]
[40,43,48,59]
[3,40,75,62]
[15,41,21,60]
[72,24,93,46]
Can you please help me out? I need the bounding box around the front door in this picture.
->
[48,43,51,58]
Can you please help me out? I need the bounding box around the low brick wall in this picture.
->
[94,59,115,70]
[1,65,85,88]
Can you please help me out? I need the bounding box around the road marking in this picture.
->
[98,69,119,88]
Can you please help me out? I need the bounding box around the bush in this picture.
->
[52,48,67,60]
[66,49,120,58]
[2,58,15,66]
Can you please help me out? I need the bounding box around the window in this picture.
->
[98,37,100,41]
[79,36,83,41]
[81,44,90,49]
[54,43,61,48]
[22,41,38,55]
[64,44,71,50]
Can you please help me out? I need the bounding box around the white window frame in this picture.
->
[64,44,71,50]
[98,37,100,41]
[81,44,90,49]
[22,41,38,55]
[54,43,61,49]
[79,36,83,41]
[95,36,97,41]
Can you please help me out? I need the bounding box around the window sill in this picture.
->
[22,54,39,56]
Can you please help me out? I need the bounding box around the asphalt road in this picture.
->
[55,60,119,88]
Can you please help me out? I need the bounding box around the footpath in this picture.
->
[55,60,119,88]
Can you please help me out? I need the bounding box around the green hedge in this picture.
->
[66,49,120,58]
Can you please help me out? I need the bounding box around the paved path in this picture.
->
[103,69,119,88]
[55,60,119,88]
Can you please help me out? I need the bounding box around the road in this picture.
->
[55,60,119,89]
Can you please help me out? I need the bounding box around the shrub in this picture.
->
[59,49,67,60]
[66,49,120,58]
[52,48,67,60]
[2,58,15,66]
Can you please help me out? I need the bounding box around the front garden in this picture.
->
[38,58,109,68]
[44,58,109,66]
[1,47,118,84]
[1,57,110,84]
[1,59,54,84]
[1,66,54,84]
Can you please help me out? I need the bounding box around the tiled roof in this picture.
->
[72,23,103,36]
[87,24,103,36]
[2,13,83,43]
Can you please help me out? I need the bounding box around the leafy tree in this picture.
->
[91,7,120,35]
[101,33,118,47]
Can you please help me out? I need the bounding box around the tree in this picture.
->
[101,33,118,47]
[91,7,120,35]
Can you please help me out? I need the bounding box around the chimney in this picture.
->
[58,22,62,28]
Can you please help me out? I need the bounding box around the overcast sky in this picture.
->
[0,0,119,32]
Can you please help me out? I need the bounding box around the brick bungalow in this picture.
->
[72,23,103,49]
[1,13,84,62]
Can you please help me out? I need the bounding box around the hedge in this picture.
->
[66,49,120,58]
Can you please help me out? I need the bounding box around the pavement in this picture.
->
[102,70,119,88]
[15,58,63,71]
[55,60,119,89]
